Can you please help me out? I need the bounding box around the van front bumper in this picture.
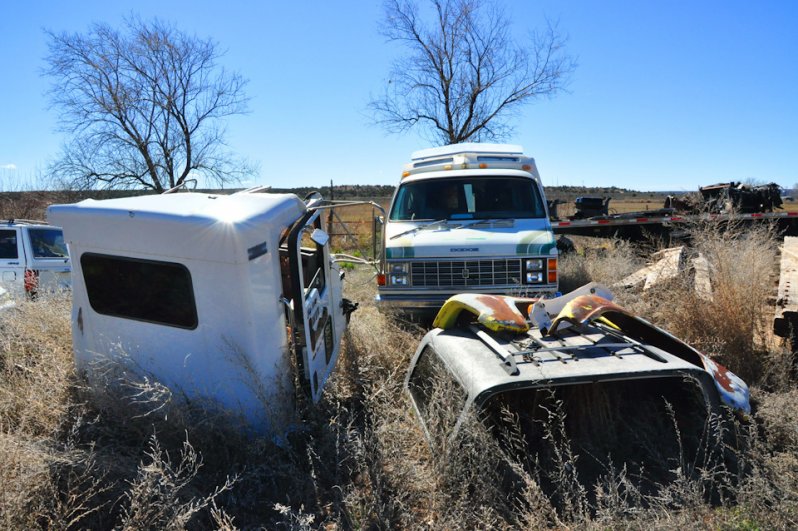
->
[376,285,558,319]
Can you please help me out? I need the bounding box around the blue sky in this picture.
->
[1,1,796,192]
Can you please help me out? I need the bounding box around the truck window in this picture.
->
[81,253,198,329]
[390,177,545,221]
[408,346,467,433]
[28,228,69,258]
[0,230,18,259]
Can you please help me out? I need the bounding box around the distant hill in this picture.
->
[544,186,669,202]
[268,184,396,200]
[0,185,398,220]
[1,184,672,221]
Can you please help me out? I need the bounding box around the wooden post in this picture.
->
[327,179,334,235]
[774,236,798,341]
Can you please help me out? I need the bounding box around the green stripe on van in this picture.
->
[516,232,556,255]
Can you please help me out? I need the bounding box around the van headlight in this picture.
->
[389,262,410,286]
[524,258,544,284]
[525,258,543,271]
[526,271,543,283]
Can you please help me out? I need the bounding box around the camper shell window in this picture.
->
[81,253,198,329]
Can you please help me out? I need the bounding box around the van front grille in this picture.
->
[410,259,522,287]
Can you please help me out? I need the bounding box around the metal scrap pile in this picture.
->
[666,182,783,215]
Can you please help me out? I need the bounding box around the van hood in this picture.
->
[385,219,556,259]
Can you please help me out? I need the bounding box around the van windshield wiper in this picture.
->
[390,219,455,240]
[452,218,510,230]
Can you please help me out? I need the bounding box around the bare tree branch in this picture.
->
[370,0,575,145]
[44,17,253,192]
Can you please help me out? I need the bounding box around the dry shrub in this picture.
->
[752,389,798,451]
[560,223,781,386]
[0,294,114,528]
[0,434,56,527]
[1,250,797,528]
[0,294,73,436]
[118,435,235,530]
[332,269,437,528]
[0,292,326,528]
[559,237,642,293]
[639,221,779,384]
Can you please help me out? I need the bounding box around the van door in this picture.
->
[0,227,24,296]
[286,210,342,402]
[23,227,71,292]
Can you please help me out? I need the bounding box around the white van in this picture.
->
[377,144,558,320]
[0,220,71,298]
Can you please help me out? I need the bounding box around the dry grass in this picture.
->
[0,221,797,529]
[558,236,643,293]
[607,221,786,386]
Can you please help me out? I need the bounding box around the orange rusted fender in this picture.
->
[548,294,750,413]
[433,293,531,333]
[548,294,628,335]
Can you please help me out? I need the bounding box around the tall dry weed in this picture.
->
[0,245,797,528]
[559,237,642,293]
[118,435,235,530]
[537,226,797,526]
[561,224,782,385]
[0,294,113,528]
[642,221,779,384]
[0,294,73,435]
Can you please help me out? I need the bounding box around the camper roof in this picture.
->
[48,192,306,264]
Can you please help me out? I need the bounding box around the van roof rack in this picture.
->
[411,143,524,161]
[4,219,49,226]
[402,144,537,179]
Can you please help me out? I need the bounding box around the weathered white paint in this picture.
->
[48,192,309,432]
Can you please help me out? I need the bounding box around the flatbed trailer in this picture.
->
[551,210,798,240]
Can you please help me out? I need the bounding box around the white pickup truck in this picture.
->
[376,144,558,320]
[0,220,71,300]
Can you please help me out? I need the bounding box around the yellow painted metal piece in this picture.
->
[434,293,529,333]
[548,294,627,335]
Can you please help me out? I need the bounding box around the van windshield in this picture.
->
[389,177,545,221]
[29,228,69,258]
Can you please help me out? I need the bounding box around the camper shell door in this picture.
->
[286,208,342,402]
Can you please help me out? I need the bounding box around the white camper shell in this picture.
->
[48,191,354,431]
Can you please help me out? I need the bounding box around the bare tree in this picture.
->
[370,0,574,145]
[44,18,251,192]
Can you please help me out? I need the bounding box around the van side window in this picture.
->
[28,228,68,258]
[81,253,198,329]
[0,230,18,259]
[408,346,467,430]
